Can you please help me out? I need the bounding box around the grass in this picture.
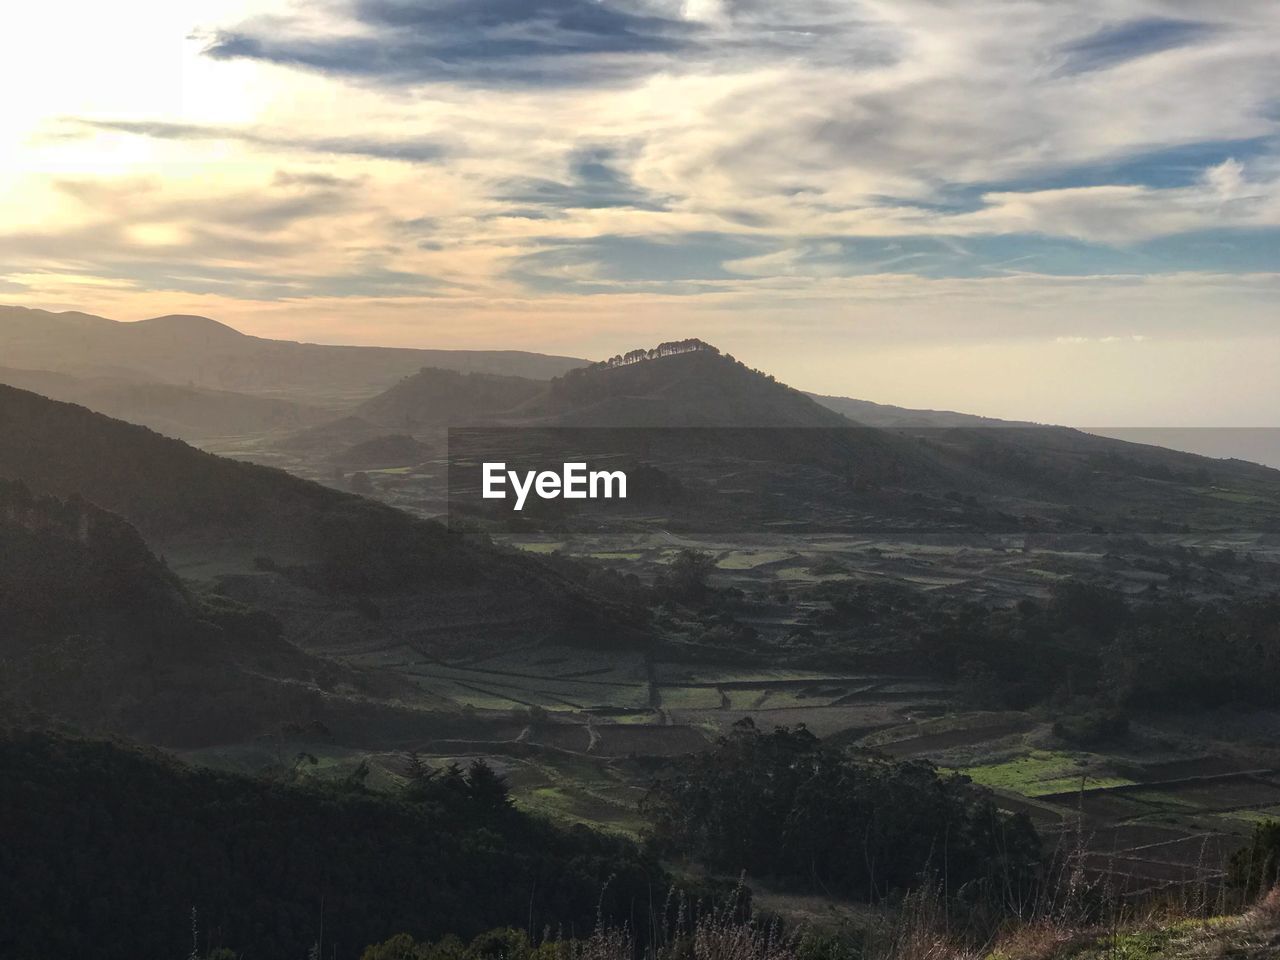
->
[724,687,850,710]
[505,756,648,838]
[958,750,1136,797]
[653,664,864,684]
[657,686,725,710]
[513,541,566,553]
[715,550,799,569]
[1220,806,1280,825]
[863,711,1030,746]
[408,662,651,711]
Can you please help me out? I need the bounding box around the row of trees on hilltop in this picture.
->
[598,339,719,368]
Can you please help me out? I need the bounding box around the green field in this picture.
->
[954,750,1137,796]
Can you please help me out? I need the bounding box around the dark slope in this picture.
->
[0,480,406,744]
[810,391,1280,526]
[0,384,647,651]
[357,367,547,430]
[0,365,324,440]
[0,731,666,960]
[810,392,1025,429]
[0,305,587,404]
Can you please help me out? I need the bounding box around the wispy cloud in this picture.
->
[74,119,449,163]
[204,0,703,86]
[1057,17,1217,74]
[5,0,1280,420]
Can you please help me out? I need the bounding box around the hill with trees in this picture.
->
[0,480,406,744]
[524,345,856,428]
[0,384,649,653]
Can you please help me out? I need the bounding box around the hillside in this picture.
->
[357,367,547,430]
[0,730,666,960]
[0,384,648,653]
[0,365,324,440]
[0,306,587,405]
[523,345,856,428]
[810,392,1026,428]
[0,480,403,744]
[809,387,1280,531]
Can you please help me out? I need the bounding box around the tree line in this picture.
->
[595,339,720,368]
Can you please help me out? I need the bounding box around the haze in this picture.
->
[3,0,1278,425]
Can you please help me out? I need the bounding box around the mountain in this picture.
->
[357,367,548,430]
[0,365,325,441]
[519,344,855,428]
[0,384,647,654]
[333,342,1280,535]
[345,342,855,431]
[0,306,588,405]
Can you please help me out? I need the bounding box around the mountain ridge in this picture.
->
[0,305,590,404]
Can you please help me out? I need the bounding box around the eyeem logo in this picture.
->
[482,462,627,511]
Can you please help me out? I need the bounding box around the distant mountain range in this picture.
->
[0,365,327,442]
[2,305,1278,533]
[0,305,587,406]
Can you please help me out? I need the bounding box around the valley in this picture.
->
[3,308,1280,948]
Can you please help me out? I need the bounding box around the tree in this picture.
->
[642,722,1041,901]
[466,760,512,816]
[663,548,716,603]
[1229,820,1280,900]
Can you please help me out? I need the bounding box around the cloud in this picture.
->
[942,159,1280,244]
[496,146,667,211]
[9,0,1280,389]
[74,119,449,163]
[205,0,701,86]
[508,231,768,292]
[1057,18,1217,74]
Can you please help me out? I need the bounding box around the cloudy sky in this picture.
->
[3,0,1278,423]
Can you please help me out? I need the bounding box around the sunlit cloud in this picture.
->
[2,0,1280,420]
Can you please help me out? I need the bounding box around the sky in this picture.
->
[2,0,1278,424]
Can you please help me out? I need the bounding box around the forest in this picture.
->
[643,722,1042,901]
[0,732,671,960]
